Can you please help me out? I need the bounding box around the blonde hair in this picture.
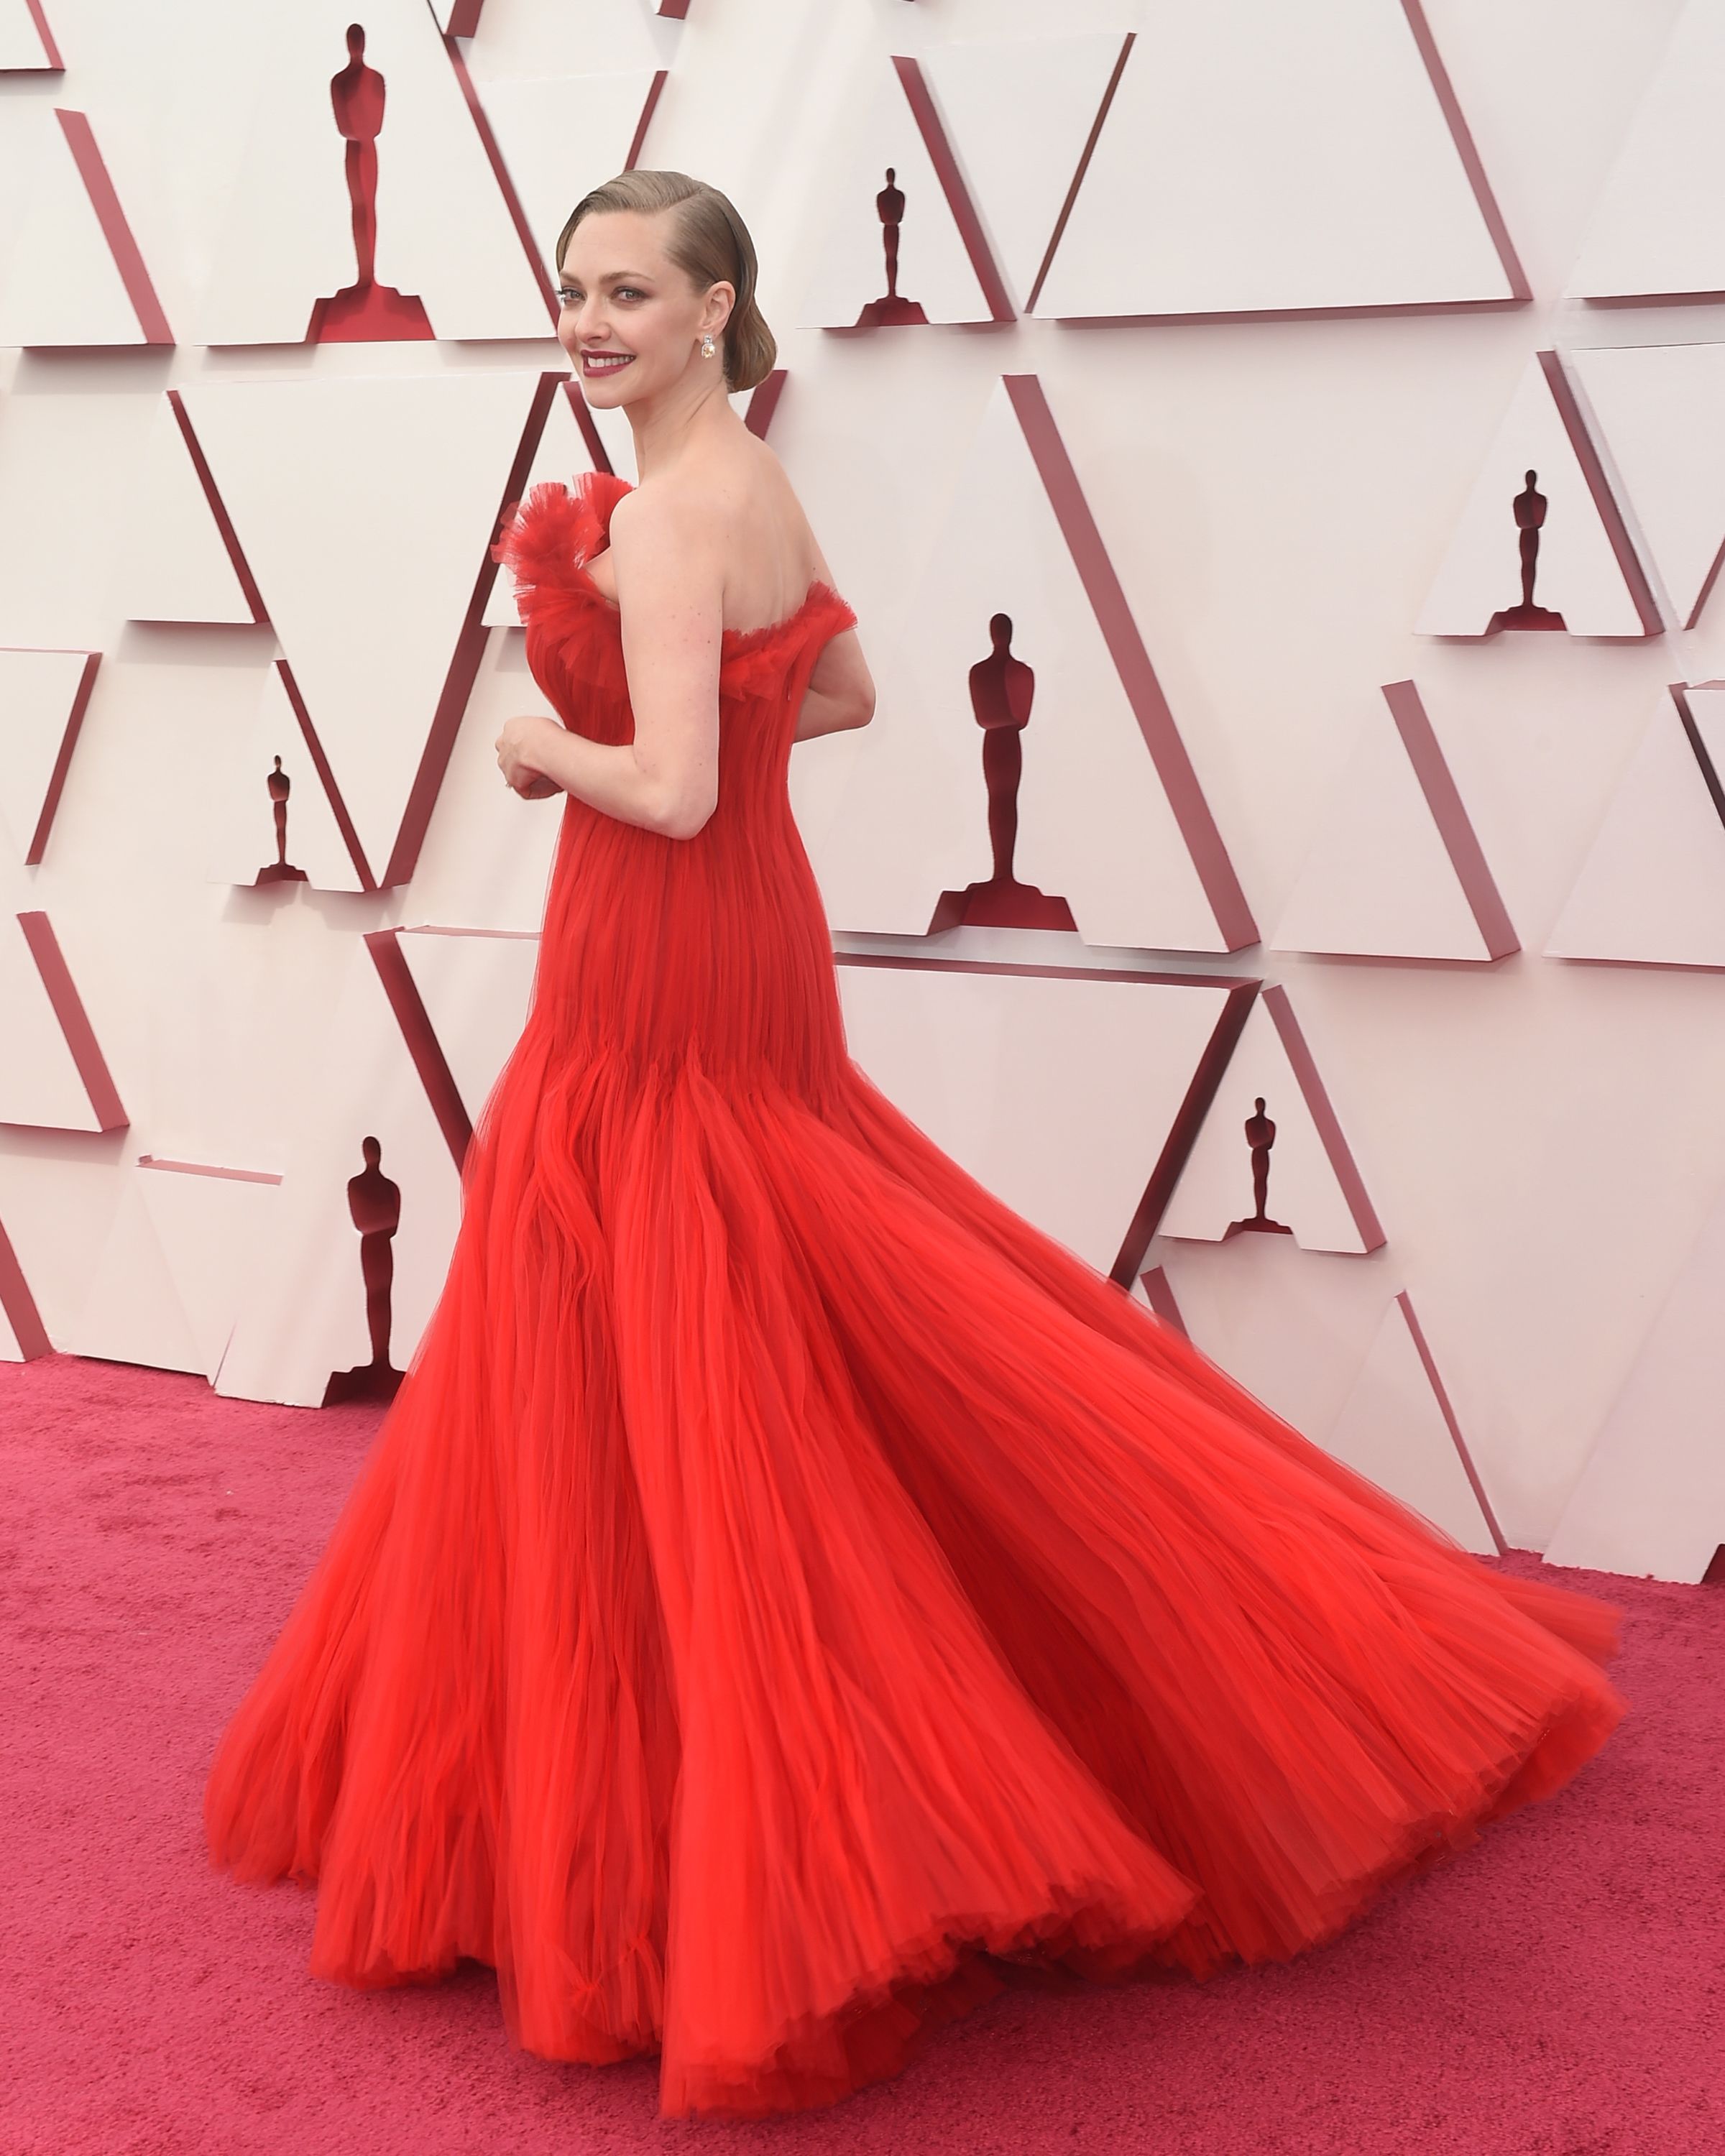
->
[556,170,777,395]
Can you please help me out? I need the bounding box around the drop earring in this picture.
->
[701,334,716,358]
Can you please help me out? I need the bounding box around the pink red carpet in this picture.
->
[2,1349,1719,2154]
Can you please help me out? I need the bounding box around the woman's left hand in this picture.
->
[495,715,560,799]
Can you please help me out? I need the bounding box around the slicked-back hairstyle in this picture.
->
[556,170,777,395]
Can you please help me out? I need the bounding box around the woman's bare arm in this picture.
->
[793,530,875,742]
[794,629,875,742]
[519,484,724,838]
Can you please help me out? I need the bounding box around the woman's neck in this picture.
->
[627,379,743,483]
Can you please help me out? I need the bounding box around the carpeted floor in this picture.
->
[2,1348,1719,2155]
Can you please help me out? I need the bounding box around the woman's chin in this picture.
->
[574,361,643,401]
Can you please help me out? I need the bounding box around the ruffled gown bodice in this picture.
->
[491,469,860,1092]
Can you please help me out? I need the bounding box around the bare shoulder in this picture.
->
[697,438,831,589]
[604,473,728,605]
[640,436,794,543]
[743,439,839,586]
[606,473,714,561]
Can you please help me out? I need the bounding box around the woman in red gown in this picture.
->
[203,170,1627,2122]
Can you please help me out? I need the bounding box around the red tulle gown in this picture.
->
[205,467,1627,2122]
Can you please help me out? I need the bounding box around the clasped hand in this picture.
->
[495,715,561,801]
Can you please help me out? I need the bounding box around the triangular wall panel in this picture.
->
[834,954,1243,1278]
[132,1160,284,1383]
[193,0,546,344]
[58,1176,206,1376]
[0,648,100,866]
[1321,1291,1501,1554]
[204,663,367,894]
[1545,684,1725,967]
[1416,352,1660,638]
[1159,986,1384,1255]
[436,0,654,70]
[215,934,469,1406]
[0,0,62,70]
[1545,1172,1725,1582]
[1035,0,1522,319]
[0,1212,50,1361]
[1133,1261,1189,1335]
[919,32,1128,316]
[114,395,261,627]
[797,374,1254,952]
[796,55,1009,328]
[0,903,126,1135]
[1271,680,1518,961]
[1567,340,1725,629]
[470,65,660,298]
[180,369,546,888]
[0,106,171,346]
[1563,1,1725,305]
[394,926,540,1128]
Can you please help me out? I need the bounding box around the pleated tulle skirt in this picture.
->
[203,1014,1627,2120]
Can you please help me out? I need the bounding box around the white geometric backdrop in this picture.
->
[4,0,1724,1584]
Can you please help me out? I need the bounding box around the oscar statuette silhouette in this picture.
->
[929,613,1078,931]
[854,166,929,327]
[1221,1096,1294,1240]
[305,23,433,342]
[1486,469,1565,634]
[322,1134,406,1405]
[252,755,309,887]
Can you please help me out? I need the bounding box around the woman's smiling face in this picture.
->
[556,208,731,402]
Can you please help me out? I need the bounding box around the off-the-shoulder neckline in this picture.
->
[568,471,850,655]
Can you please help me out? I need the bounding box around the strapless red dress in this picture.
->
[203,468,1627,2122]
